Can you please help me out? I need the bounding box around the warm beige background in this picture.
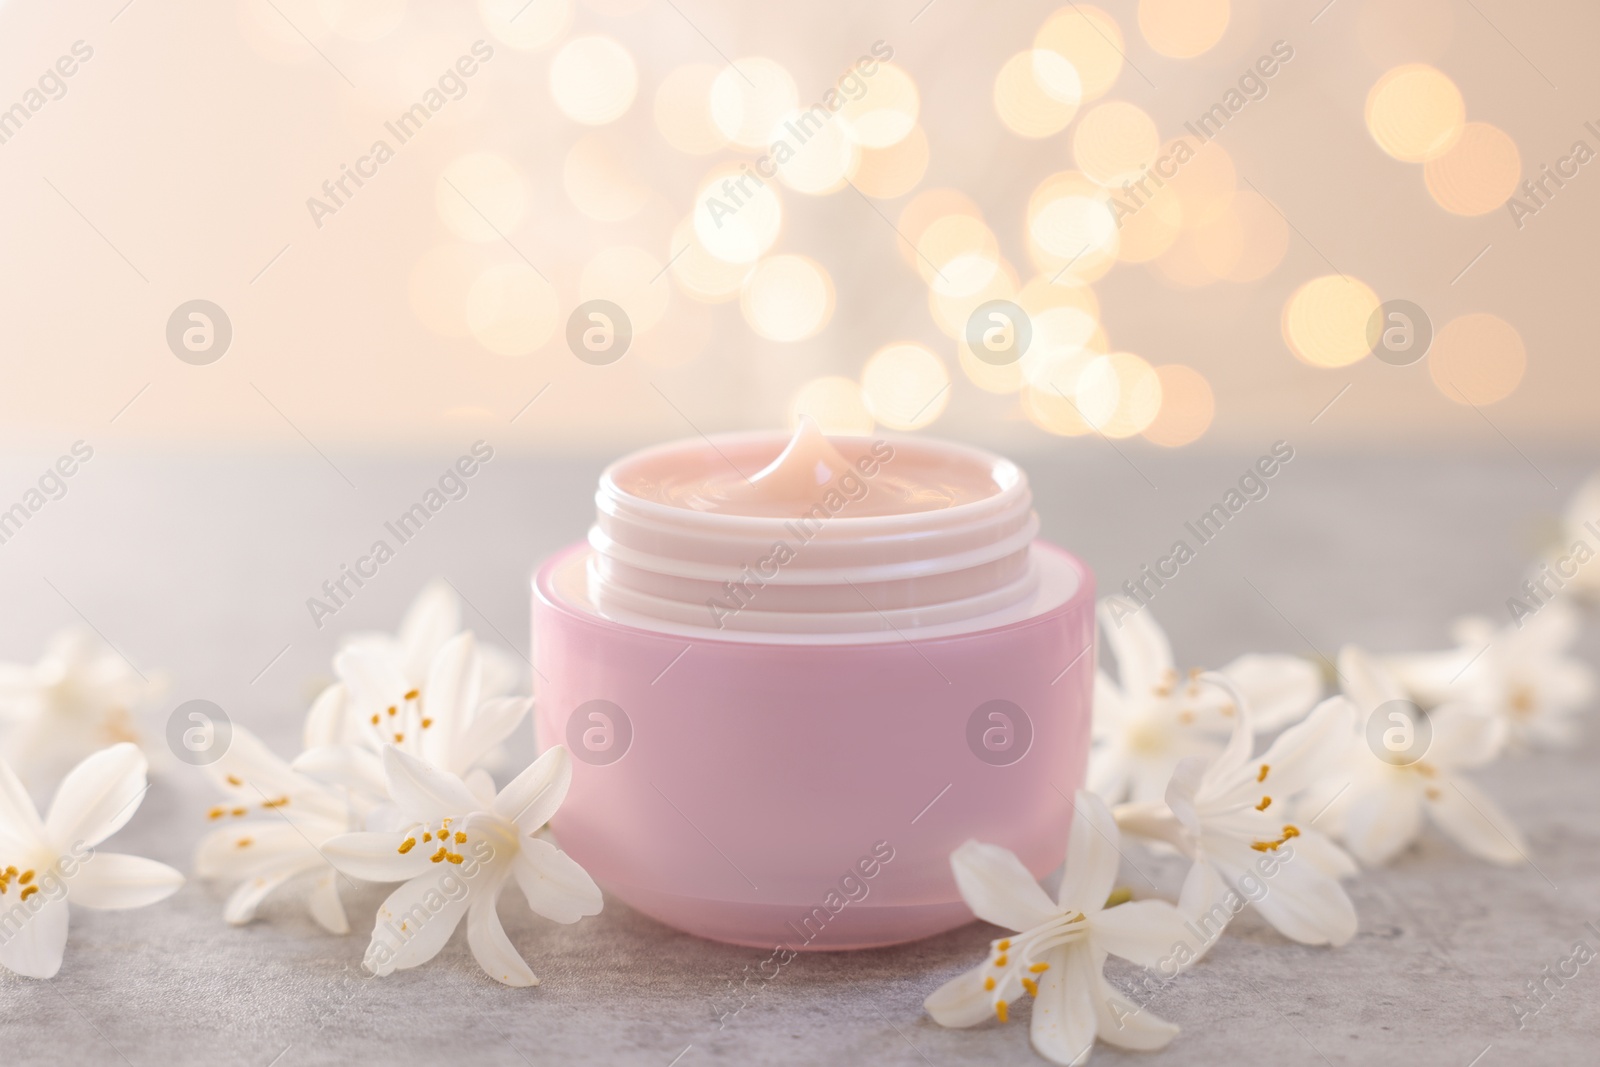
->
[0,0,1594,455]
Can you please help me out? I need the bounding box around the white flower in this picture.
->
[1115,676,1358,951]
[0,629,165,790]
[1387,603,1596,749]
[0,743,183,979]
[301,579,523,753]
[194,725,365,934]
[295,632,531,818]
[323,744,601,987]
[1306,647,1527,867]
[1091,599,1323,804]
[924,791,1190,1066]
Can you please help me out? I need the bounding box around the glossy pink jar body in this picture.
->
[533,540,1095,950]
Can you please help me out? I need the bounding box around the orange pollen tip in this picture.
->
[447,853,464,864]
[226,775,242,786]
[983,976,995,991]
[237,838,252,848]
[421,718,434,728]
[997,939,1011,951]
[20,886,38,901]
[208,808,224,820]
[1022,977,1038,997]
[370,714,380,725]
[431,847,447,863]
[1256,796,1272,811]
[994,954,1008,967]
[393,733,404,743]
[1257,763,1270,782]
[1029,962,1050,974]
[398,838,416,854]
[19,870,35,885]
[404,689,420,700]
[454,832,466,844]
[995,1001,1009,1024]
[1283,825,1300,838]
[262,797,289,809]
[232,807,247,817]
[423,832,433,842]
[387,706,397,716]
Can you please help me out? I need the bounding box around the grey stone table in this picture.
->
[0,443,1595,1066]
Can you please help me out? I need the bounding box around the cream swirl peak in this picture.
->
[572,419,1065,639]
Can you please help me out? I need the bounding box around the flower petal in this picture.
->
[949,840,1058,932]
[0,753,45,844]
[1206,697,1355,813]
[1427,776,1528,865]
[302,682,353,751]
[494,746,571,833]
[512,838,602,924]
[421,632,484,755]
[1338,775,1424,867]
[923,962,999,1028]
[1057,791,1121,914]
[1337,646,1406,716]
[1091,899,1192,969]
[366,872,471,975]
[399,579,462,684]
[0,895,69,979]
[1030,944,1098,1067]
[1098,599,1174,696]
[222,857,322,925]
[334,644,406,716]
[44,743,148,850]
[1093,962,1180,1051]
[1220,654,1322,732]
[292,744,388,802]
[307,870,350,934]
[68,852,183,910]
[1164,757,1206,836]
[1427,705,1507,770]
[1221,839,1357,946]
[467,891,537,987]
[323,831,434,883]
[196,821,322,880]
[449,698,532,776]
[381,746,480,823]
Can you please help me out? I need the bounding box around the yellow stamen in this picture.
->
[454,831,466,844]
[370,714,380,725]
[393,733,404,743]
[983,976,995,991]
[404,689,420,701]
[207,807,224,820]
[997,939,1011,951]
[1029,962,1050,974]
[262,797,289,809]
[232,807,246,817]
[447,853,464,865]
[20,886,37,901]
[387,705,397,717]
[995,954,1008,967]
[19,870,34,885]
[1022,977,1038,996]
[421,717,434,729]
[431,847,447,863]
[226,775,242,787]
[398,838,416,854]
[237,838,252,848]
[995,1001,1008,1024]
[1257,763,1270,782]
[1256,796,1272,811]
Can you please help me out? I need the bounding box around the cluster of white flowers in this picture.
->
[0,581,601,985]
[194,580,601,986]
[927,489,1599,1064]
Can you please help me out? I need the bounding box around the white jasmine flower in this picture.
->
[1387,603,1596,749]
[194,725,364,934]
[1307,647,1526,867]
[302,579,523,752]
[0,629,165,790]
[1091,599,1323,804]
[924,790,1190,1065]
[295,632,531,819]
[323,744,600,987]
[0,743,183,979]
[1114,676,1358,951]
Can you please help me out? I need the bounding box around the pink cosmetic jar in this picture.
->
[533,421,1094,949]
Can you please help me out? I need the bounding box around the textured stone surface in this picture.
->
[0,446,1595,1065]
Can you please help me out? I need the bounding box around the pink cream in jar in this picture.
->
[533,420,1094,949]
